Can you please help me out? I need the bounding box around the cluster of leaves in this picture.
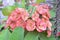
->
[0,26,56,40]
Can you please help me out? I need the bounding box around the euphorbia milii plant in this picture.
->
[5,4,52,37]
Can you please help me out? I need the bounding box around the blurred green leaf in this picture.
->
[15,0,25,8]
[50,10,56,18]
[27,6,36,17]
[21,0,25,8]
[0,0,2,2]
[39,32,56,40]
[15,2,23,8]
[24,31,39,40]
[9,27,24,40]
[57,36,60,40]
[51,20,56,30]
[0,29,11,40]
[29,6,36,17]
[0,17,8,30]
[27,6,33,12]
[2,6,16,16]
[0,24,5,30]
[36,0,45,4]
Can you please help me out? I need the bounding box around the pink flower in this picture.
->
[56,32,60,36]
[47,30,51,37]
[16,8,29,21]
[35,18,41,26]
[42,15,49,20]
[26,19,36,31]
[32,11,39,21]
[16,18,23,27]
[36,4,50,16]
[12,8,29,21]
[36,19,47,32]
[6,17,25,30]
[46,21,52,37]
[16,18,26,29]
[37,7,49,15]
[32,3,39,7]
[47,21,52,31]
[10,23,16,30]
[42,10,50,19]
[6,18,17,30]
[46,12,50,18]
[36,27,43,32]
[36,6,44,14]
[21,10,29,21]
[5,8,29,30]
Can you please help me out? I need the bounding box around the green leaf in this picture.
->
[24,31,39,40]
[39,32,56,40]
[50,10,56,18]
[15,2,22,8]
[0,17,8,30]
[29,6,36,17]
[51,20,56,30]
[27,6,36,17]
[36,0,45,4]
[0,29,11,40]
[27,6,33,12]
[2,6,16,16]
[14,0,25,8]
[9,27,24,40]
[21,0,25,8]
[57,36,60,40]
[50,18,56,30]
[0,24,5,30]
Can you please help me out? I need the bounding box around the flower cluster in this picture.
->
[5,8,29,30]
[5,4,52,37]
